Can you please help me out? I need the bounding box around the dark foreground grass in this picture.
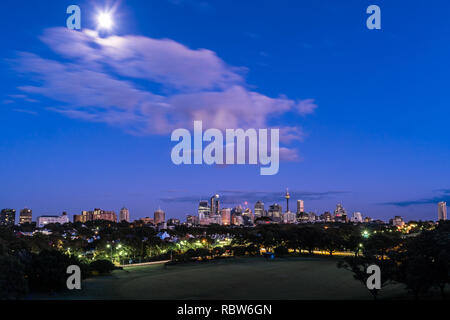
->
[31,256,424,300]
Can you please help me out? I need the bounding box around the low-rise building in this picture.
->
[37,212,69,228]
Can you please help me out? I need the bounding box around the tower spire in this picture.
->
[285,188,290,212]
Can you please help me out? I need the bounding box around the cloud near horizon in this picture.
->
[12,27,317,161]
[160,189,349,207]
[382,189,450,207]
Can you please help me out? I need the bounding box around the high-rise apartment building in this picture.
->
[254,201,265,218]
[210,194,220,216]
[198,201,210,219]
[242,208,254,225]
[119,207,130,222]
[268,204,282,222]
[19,208,32,225]
[220,208,231,225]
[297,200,305,214]
[0,209,16,226]
[334,203,346,217]
[351,212,363,223]
[438,202,447,221]
[154,208,165,225]
[74,208,117,223]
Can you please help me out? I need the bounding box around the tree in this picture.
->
[298,226,322,255]
[338,255,395,300]
[0,255,28,300]
[390,229,450,299]
[27,250,85,293]
[321,227,342,256]
[363,232,401,259]
[274,246,289,257]
[90,260,115,274]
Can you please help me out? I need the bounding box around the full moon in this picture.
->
[97,12,113,30]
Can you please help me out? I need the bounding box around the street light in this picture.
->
[106,244,113,262]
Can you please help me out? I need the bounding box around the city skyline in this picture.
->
[1,192,448,225]
[1,1,450,223]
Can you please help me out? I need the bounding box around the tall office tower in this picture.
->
[334,203,346,217]
[210,194,220,216]
[154,208,165,225]
[242,208,254,225]
[297,200,305,214]
[19,208,33,225]
[119,207,130,222]
[268,203,282,222]
[220,208,231,225]
[351,212,363,223]
[0,209,16,226]
[198,200,210,219]
[438,202,447,221]
[254,201,265,218]
[285,188,290,212]
[231,205,243,217]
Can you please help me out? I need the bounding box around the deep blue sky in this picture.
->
[1,0,449,222]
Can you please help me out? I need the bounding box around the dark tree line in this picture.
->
[339,221,450,299]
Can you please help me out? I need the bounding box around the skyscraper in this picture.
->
[210,194,220,216]
[242,208,254,225]
[438,202,447,221]
[119,207,130,222]
[268,204,282,222]
[0,209,16,226]
[220,208,231,225]
[198,200,210,220]
[296,200,304,214]
[19,208,32,225]
[254,201,265,217]
[154,208,165,225]
[351,212,363,223]
[334,203,346,217]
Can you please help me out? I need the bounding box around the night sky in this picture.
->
[1,0,449,222]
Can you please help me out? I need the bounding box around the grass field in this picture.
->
[32,256,419,300]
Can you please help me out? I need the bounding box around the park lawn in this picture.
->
[32,256,411,300]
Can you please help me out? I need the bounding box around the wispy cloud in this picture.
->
[7,94,39,103]
[12,108,38,116]
[160,190,349,206]
[382,189,450,207]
